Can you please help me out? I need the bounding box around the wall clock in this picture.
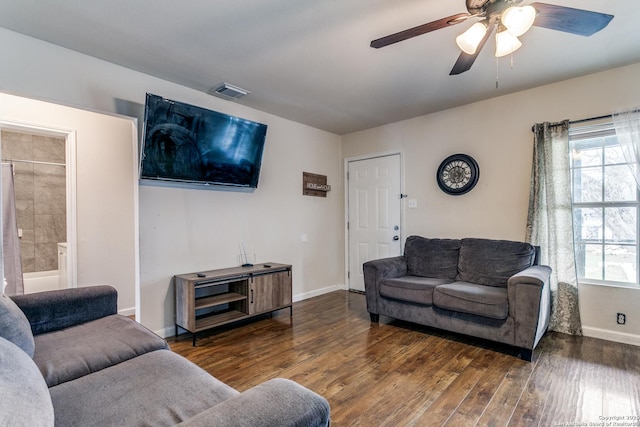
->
[436,154,479,195]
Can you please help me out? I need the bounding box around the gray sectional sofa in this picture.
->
[0,285,330,426]
[363,236,551,360]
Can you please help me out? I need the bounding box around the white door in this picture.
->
[347,154,402,292]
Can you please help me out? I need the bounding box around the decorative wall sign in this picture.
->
[436,154,479,195]
[303,172,331,197]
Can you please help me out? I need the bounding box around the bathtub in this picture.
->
[23,270,61,294]
[23,243,69,294]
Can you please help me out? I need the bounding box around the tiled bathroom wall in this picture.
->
[1,130,66,273]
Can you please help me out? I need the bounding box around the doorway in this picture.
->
[1,93,138,318]
[346,153,402,292]
[0,123,77,293]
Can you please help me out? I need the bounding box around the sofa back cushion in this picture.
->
[457,238,536,287]
[405,236,461,279]
[0,293,35,357]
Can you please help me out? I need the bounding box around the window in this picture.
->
[570,123,639,286]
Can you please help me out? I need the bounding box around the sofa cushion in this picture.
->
[405,236,461,279]
[0,337,54,427]
[433,282,509,320]
[456,238,536,287]
[1,293,35,357]
[50,349,239,427]
[34,314,169,387]
[380,276,451,305]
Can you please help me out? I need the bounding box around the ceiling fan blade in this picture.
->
[530,2,614,36]
[449,22,495,75]
[370,13,471,49]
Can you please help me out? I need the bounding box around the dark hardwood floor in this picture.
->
[169,290,640,426]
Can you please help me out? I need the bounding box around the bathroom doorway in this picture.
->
[1,124,77,293]
[1,92,138,317]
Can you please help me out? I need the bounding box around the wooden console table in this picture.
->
[175,263,292,345]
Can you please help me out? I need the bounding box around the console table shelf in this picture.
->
[175,263,292,345]
[195,293,246,310]
[194,310,247,331]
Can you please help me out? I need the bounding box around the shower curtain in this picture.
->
[2,163,24,295]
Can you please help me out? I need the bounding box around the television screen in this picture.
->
[140,93,267,188]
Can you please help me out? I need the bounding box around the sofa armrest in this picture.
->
[507,265,552,350]
[363,256,407,281]
[10,285,118,335]
[177,378,330,427]
[363,256,407,316]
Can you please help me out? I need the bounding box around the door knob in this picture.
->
[393,236,399,241]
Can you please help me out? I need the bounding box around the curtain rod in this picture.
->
[1,158,66,167]
[569,114,612,125]
[531,113,612,132]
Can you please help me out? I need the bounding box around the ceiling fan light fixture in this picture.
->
[455,22,488,55]
[502,5,536,37]
[495,28,522,57]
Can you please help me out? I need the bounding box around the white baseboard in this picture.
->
[292,283,345,302]
[157,326,176,339]
[581,326,640,347]
[118,306,135,317]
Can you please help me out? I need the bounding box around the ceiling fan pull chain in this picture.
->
[495,57,499,89]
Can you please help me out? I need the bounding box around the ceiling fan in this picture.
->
[370,0,614,75]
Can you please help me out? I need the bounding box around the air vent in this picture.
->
[208,83,250,101]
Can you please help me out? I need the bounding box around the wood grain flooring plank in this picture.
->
[312,329,441,420]
[623,342,640,416]
[537,335,604,425]
[409,348,501,426]
[366,340,476,426]
[443,351,515,426]
[507,332,569,426]
[472,336,549,427]
[602,339,640,418]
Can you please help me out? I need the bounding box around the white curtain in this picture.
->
[2,163,24,296]
[526,121,582,335]
[613,107,640,189]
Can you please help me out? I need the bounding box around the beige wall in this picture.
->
[139,115,343,336]
[342,62,640,345]
[0,28,344,336]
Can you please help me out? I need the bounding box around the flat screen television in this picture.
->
[139,93,267,189]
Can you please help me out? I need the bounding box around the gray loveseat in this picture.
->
[363,236,551,361]
[0,285,330,426]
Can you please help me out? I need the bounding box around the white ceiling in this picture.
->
[0,0,638,135]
